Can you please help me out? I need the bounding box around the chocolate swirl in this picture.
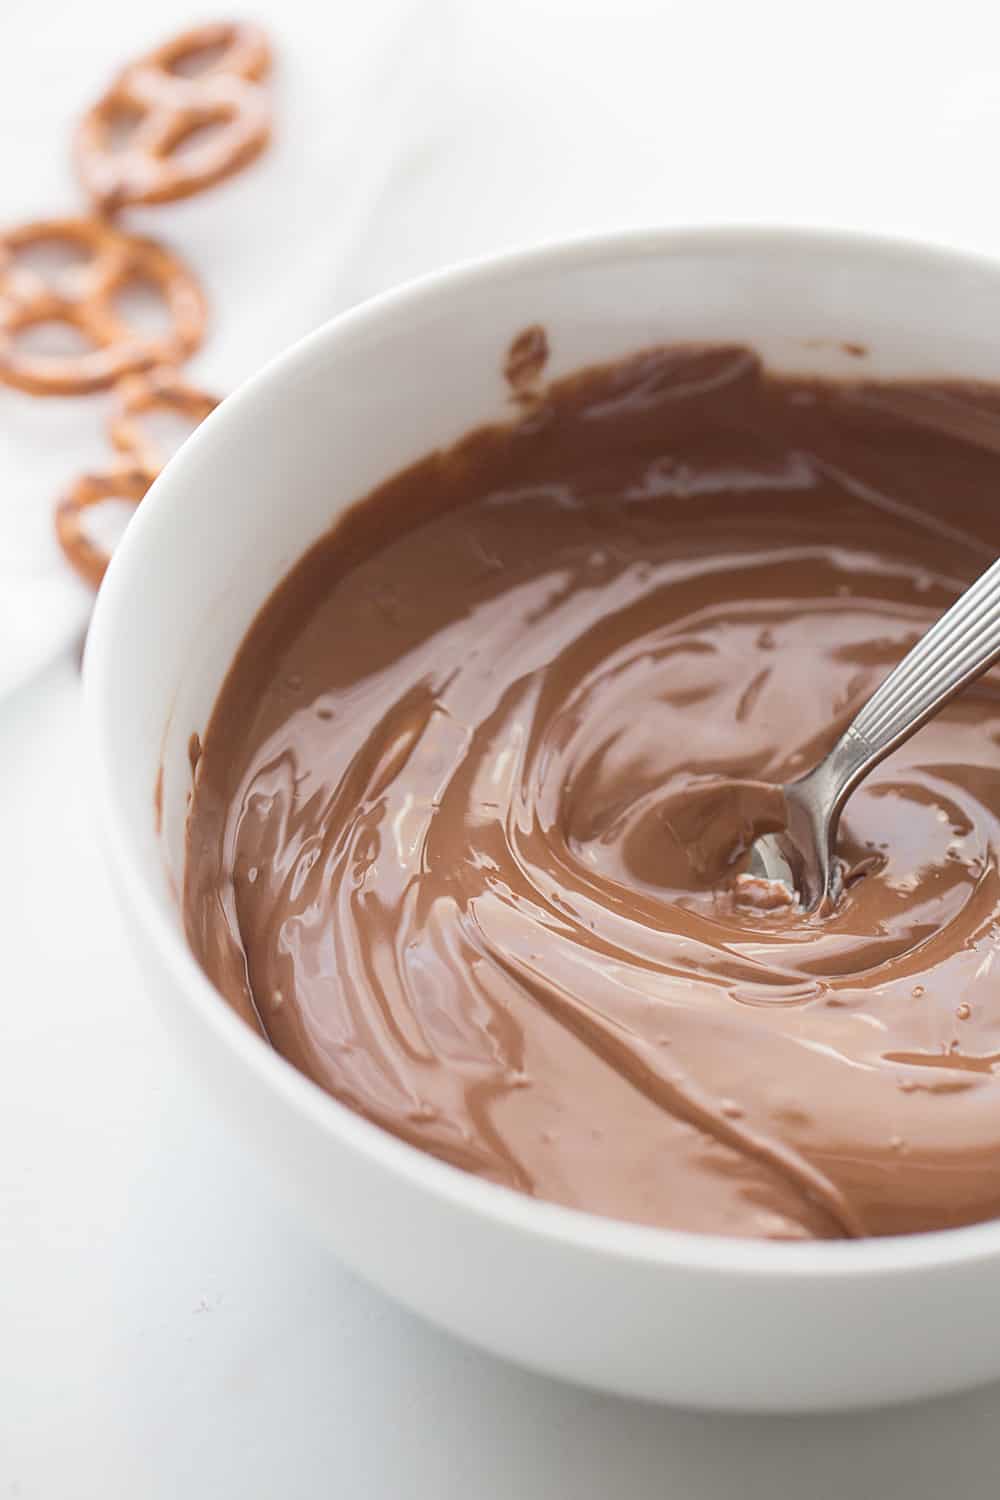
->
[185,344,1000,1239]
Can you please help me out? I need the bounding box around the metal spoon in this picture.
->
[747,554,1000,911]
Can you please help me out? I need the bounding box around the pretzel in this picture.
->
[0,217,206,395]
[76,22,273,210]
[141,20,271,82]
[54,463,152,589]
[109,366,219,476]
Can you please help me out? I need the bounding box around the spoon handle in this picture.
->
[846,554,1000,772]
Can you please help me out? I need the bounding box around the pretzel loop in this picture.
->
[109,366,220,476]
[75,22,273,210]
[55,371,220,590]
[146,20,271,82]
[0,217,206,395]
[55,464,153,589]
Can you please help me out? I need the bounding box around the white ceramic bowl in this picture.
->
[86,227,1000,1412]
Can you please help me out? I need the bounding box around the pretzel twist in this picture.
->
[54,464,153,589]
[76,22,273,210]
[0,217,206,395]
[109,366,219,475]
[11,24,274,588]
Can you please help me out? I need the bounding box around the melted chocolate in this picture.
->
[504,324,550,401]
[184,343,1000,1240]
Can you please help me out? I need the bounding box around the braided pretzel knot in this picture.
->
[76,22,272,210]
[55,464,152,589]
[109,366,219,476]
[0,217,206,395]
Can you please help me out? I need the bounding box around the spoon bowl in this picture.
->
[748,555,1000,909]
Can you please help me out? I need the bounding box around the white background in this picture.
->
[6,1,1000,1493]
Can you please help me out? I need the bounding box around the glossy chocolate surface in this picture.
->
[185,343,1000,1239]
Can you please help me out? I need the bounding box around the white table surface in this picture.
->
[8,1,1000,1493]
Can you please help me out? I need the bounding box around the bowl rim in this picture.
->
[85,221,1000,1280]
